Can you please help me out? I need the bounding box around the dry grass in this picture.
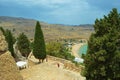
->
[0,16,94,41]
[0,22,93,41]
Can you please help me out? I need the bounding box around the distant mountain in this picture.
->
[0,16,35,21]
[77,24,93,27]
[0,16,36,27]
[0,16,93,27]
[0,16,94,41]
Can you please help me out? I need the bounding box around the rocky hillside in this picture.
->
[0,16,94,41]
[0,31,23,80]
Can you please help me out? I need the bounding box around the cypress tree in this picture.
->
[5,29,15,57]
[17,33,31,58]
[84,8,120,80]
[0,27,5,35]
[33,21,46,62]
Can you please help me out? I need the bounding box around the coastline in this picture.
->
[71,43,85,58]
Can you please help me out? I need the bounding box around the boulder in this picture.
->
[0,31,8,52]
[0,52,23,80]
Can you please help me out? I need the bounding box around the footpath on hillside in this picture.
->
[20,56,85,80]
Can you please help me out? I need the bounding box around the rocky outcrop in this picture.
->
[0,31,8,53]
[0,31,23,80]
[0,52,23,80]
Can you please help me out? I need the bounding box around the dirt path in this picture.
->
[20,56,85,80]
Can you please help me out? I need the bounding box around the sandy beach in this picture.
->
[71,43,84,58]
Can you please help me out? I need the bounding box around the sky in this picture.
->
[0,0,120,25]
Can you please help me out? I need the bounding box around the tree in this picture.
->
[46,42,61,56]
[46,41,75,62]
[0,27,5,35]
[17,33,31,58]
[84,8,120,80]
[33,21,46,62]
[0,28,15,57]
[5,29,15,57]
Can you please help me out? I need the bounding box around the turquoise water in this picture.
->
[78,44,88,56]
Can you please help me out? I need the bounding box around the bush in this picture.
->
[46,41,75,62]
[17,33,31,58]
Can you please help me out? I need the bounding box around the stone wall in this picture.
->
[47,55,84,72]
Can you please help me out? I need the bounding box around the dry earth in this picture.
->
[20,56,85,80]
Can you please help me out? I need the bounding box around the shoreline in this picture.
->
[71,43,85,58]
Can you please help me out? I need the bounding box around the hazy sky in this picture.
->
[0,0,120,25]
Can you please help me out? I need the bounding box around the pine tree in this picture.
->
[5,29,15,57]
[84,8,120,80]
[33,21,46,62]
[17,33,31,58]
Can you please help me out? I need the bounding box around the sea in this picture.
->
[78,44,88,56]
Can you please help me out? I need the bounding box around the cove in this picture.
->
[78,44,88,56]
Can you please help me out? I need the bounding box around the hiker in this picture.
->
[57,63,60,68]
